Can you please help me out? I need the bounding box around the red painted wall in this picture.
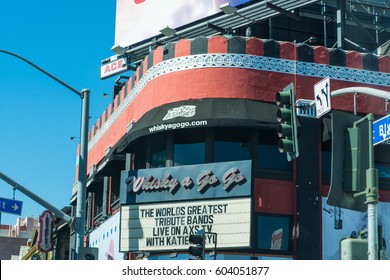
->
[254,178,294,215]
[76,36,390,179]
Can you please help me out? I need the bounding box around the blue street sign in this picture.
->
[0,197,23,215]
[373,115,390,145]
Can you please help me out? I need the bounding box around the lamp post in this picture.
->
[0,49,89,259]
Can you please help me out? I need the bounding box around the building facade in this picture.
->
[71,0,390,260]
[0,217,37,259]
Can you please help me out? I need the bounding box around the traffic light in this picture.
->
[188,233,205,260]
[340,238,368,260]
[275,82,299,161]
[327,110,369,212]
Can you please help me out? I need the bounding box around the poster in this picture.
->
[89,212,124,260]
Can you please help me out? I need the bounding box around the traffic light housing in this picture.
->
[188,233,205,260]
[276,83,299,161]
[327,110,369,212]
[340,238,368,260]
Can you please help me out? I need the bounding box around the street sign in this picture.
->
[296,99,316,118]
[0,197,23,215]
[373,114,390,145]
[314,77,331,118]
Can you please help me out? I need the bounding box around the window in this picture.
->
[321,139,332,184]
[214,127,251,163]
[377,164,390,179]
[257,214,292,253]
[257,129,290,172]
[149,133,167,168]
[132,138,147,169]
[110,174,120,208]
[375,142,390,190]
[93,190,103,220]
[174,128,205,166]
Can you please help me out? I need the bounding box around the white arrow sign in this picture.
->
[314,77,331,118]
[12,203,19,212]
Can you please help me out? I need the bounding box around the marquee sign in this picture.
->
[120,197,251,252]
[120,160,251,204]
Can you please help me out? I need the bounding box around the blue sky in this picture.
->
[0,1,121,225]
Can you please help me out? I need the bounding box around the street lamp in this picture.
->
[0,49,89,259]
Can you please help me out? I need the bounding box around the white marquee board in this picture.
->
[120,197,251,252]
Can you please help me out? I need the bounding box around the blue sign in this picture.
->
[0,197,23,216]
[373,115,390,145]
[120,160,252,204]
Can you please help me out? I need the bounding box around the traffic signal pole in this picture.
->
[0,49,89,259]
[297,86,386,259]
[0,172,73,224]
[329,87,388,260]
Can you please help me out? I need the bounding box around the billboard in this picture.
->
[120,197,251,252]
[89,212,124,260]
[115,0,251,48]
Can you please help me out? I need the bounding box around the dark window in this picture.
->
[149,133,167,168]
[214,127,251,163]
[377,164,390,179]
[174,128,206,166]
[93,190,103,220]
[322,139,332,184]
[133,138,147,169]
[257,129,290,171]
[257,214,292,253]
[375,142,390,190]
[110,174,120,208]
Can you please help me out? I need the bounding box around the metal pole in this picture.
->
[0,172,72,223]
[0,49,81,97]
[366,114,379,260]
[336,0,346,49]
[205,231,217,260]
[331,87,386,259]
[0,49,90,259]
[213,233,217,260]
[352,114,379,260]
[74,89,90,259]
[332,87,390,100]
[322,1,327,48]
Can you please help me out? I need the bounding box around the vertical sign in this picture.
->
[37,210,54,253]
[314,77,331,118]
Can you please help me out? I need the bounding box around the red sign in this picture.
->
[37,210,54,253]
